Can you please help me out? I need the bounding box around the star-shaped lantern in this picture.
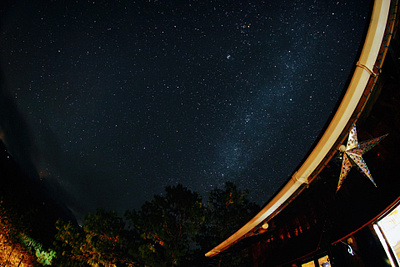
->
[336,124,388,191]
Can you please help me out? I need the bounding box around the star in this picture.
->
[0,0,374,218]
[336,124,388,191]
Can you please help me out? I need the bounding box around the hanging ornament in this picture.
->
[336,124,388,191]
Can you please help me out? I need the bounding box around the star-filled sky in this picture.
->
[0,0,372,219]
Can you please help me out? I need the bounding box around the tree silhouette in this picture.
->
[54,209,133,266]
[53,182,259,266]
[125,184,204,267]
[197,182,259,266]
[0,200,37,266]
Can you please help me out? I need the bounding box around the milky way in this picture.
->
[0,0,372,219]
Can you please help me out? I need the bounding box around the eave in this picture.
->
[206,0,394,257]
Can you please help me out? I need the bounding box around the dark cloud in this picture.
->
[0,70,39,180]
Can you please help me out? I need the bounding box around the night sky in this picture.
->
[0,0,372,220]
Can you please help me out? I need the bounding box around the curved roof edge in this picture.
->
[205,0,391,258]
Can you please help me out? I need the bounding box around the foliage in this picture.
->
[0,200,38,266]
[0,199,27,243]
[197,182,260,266]
[53,219,86,266]
[20,233,56,265]
[125,184,204,267]
[0,199,12,239]
[54,209,133,266]
[52,182,259,266]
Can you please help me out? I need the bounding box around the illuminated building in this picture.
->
[206,0,400,265]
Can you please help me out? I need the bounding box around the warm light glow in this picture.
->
[375,203,400,266]
[302,260,316,267]
[318,255,331,267]
[339,145,346,152]
[261,222,269,230]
